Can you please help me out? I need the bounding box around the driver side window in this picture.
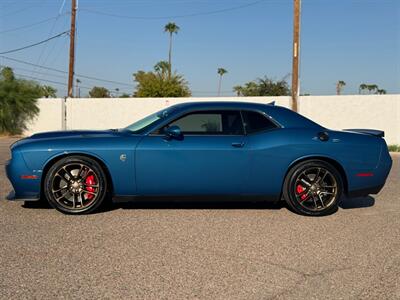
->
[165,110,244,135]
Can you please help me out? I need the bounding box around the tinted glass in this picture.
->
[125,107,174,134]
[242,111,277,134]
[167,110,244,135]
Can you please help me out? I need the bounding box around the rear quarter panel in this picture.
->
[244,128,382,196]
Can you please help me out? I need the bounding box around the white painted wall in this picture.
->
[65,96,290,130]
[26,98,64,134]
[25,95,400,144]
[299,95,400,146]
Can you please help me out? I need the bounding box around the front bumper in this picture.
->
[5,151,41,201]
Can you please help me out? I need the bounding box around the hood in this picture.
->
[29,129,122,140]
[11,129,128,151]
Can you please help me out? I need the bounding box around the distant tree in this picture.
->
[88,86,111,98]
[336,80,346,95]
[0,67,40,135]
[164,22,180,78]
[234,76,290,96]
[41,85,57,98]
[367,84,378,94]
[133,61,191,97]
[119,93,131,98]
[377,89,386,94]
[217,68,227,96]
[359,83,367,94]
[233,85,243,96]
[359,83,386,94]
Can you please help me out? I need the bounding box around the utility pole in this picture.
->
[67,0,77,98]
[291,0,301,112]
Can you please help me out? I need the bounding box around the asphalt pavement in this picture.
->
[1,137,399,299]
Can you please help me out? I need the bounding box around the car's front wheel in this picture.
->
[44,156,107,214]
[283,160,343,216]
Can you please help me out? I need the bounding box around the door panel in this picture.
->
[135,135,248,195]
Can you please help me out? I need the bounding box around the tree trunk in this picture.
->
[218,75,222,96]
[168,33,172,79]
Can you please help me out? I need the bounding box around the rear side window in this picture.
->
[242,111,277,134]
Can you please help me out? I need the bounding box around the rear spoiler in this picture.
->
[344,129,384,138]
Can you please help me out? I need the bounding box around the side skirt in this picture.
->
[112,194,280,203]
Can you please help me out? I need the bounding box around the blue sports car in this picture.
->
[6,101,392,216]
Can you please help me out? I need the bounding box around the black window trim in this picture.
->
[240,109,281,136]
[148,107,282,137]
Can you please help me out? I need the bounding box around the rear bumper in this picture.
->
[347,184,385,198]
[346,146,392,198]
[6,190,40,202]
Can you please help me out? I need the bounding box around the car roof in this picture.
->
[167,101,323,130]
[170,101,274,111]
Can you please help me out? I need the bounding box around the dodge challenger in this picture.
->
[5,101,392,216]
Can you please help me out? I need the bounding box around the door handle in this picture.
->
[231,142,245,148]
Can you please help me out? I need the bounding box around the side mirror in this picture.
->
[164,125,183,140]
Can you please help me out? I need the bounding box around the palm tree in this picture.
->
[41,85,57,98]
[164,22,180,78]
[217,68,227,96]
[359,83,367,94]
[336,80,346,95]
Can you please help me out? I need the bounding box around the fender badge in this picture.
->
[120,154,127,162]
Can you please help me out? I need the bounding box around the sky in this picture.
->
[0,0,399,97]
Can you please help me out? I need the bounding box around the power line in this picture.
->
[74,73,133,87]
[0,64,67,80]
[0,55,67,74]
[80,0,267,20]
[0,56,133,87]
[0,6,36,18]
[15,73,132,95]
[15,73,87,88]
[0,31,70,55]
[34,0,68,79]
[0,15,67,34]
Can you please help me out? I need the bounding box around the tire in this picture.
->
[44,156,107,214]
[283,160,343,216]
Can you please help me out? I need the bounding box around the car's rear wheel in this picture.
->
[44,156,107,214]
[283,160,343,216]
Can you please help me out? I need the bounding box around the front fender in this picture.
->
[22,149,136,196]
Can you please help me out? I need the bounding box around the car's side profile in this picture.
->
[6,101,392,216]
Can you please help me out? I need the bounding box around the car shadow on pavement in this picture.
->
[20,195,375,213]
[339,196,375,209]
[112,197,286,212]
[19,197,286,213]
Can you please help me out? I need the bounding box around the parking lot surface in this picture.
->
[1,137,399,299]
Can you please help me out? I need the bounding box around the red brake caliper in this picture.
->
[85,174,96,200]
[296,184,308,201]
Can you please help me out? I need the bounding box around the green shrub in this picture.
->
[0,67,41,135]
[388,145,400,152]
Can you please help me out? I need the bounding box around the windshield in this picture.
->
[124,108,174,134]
